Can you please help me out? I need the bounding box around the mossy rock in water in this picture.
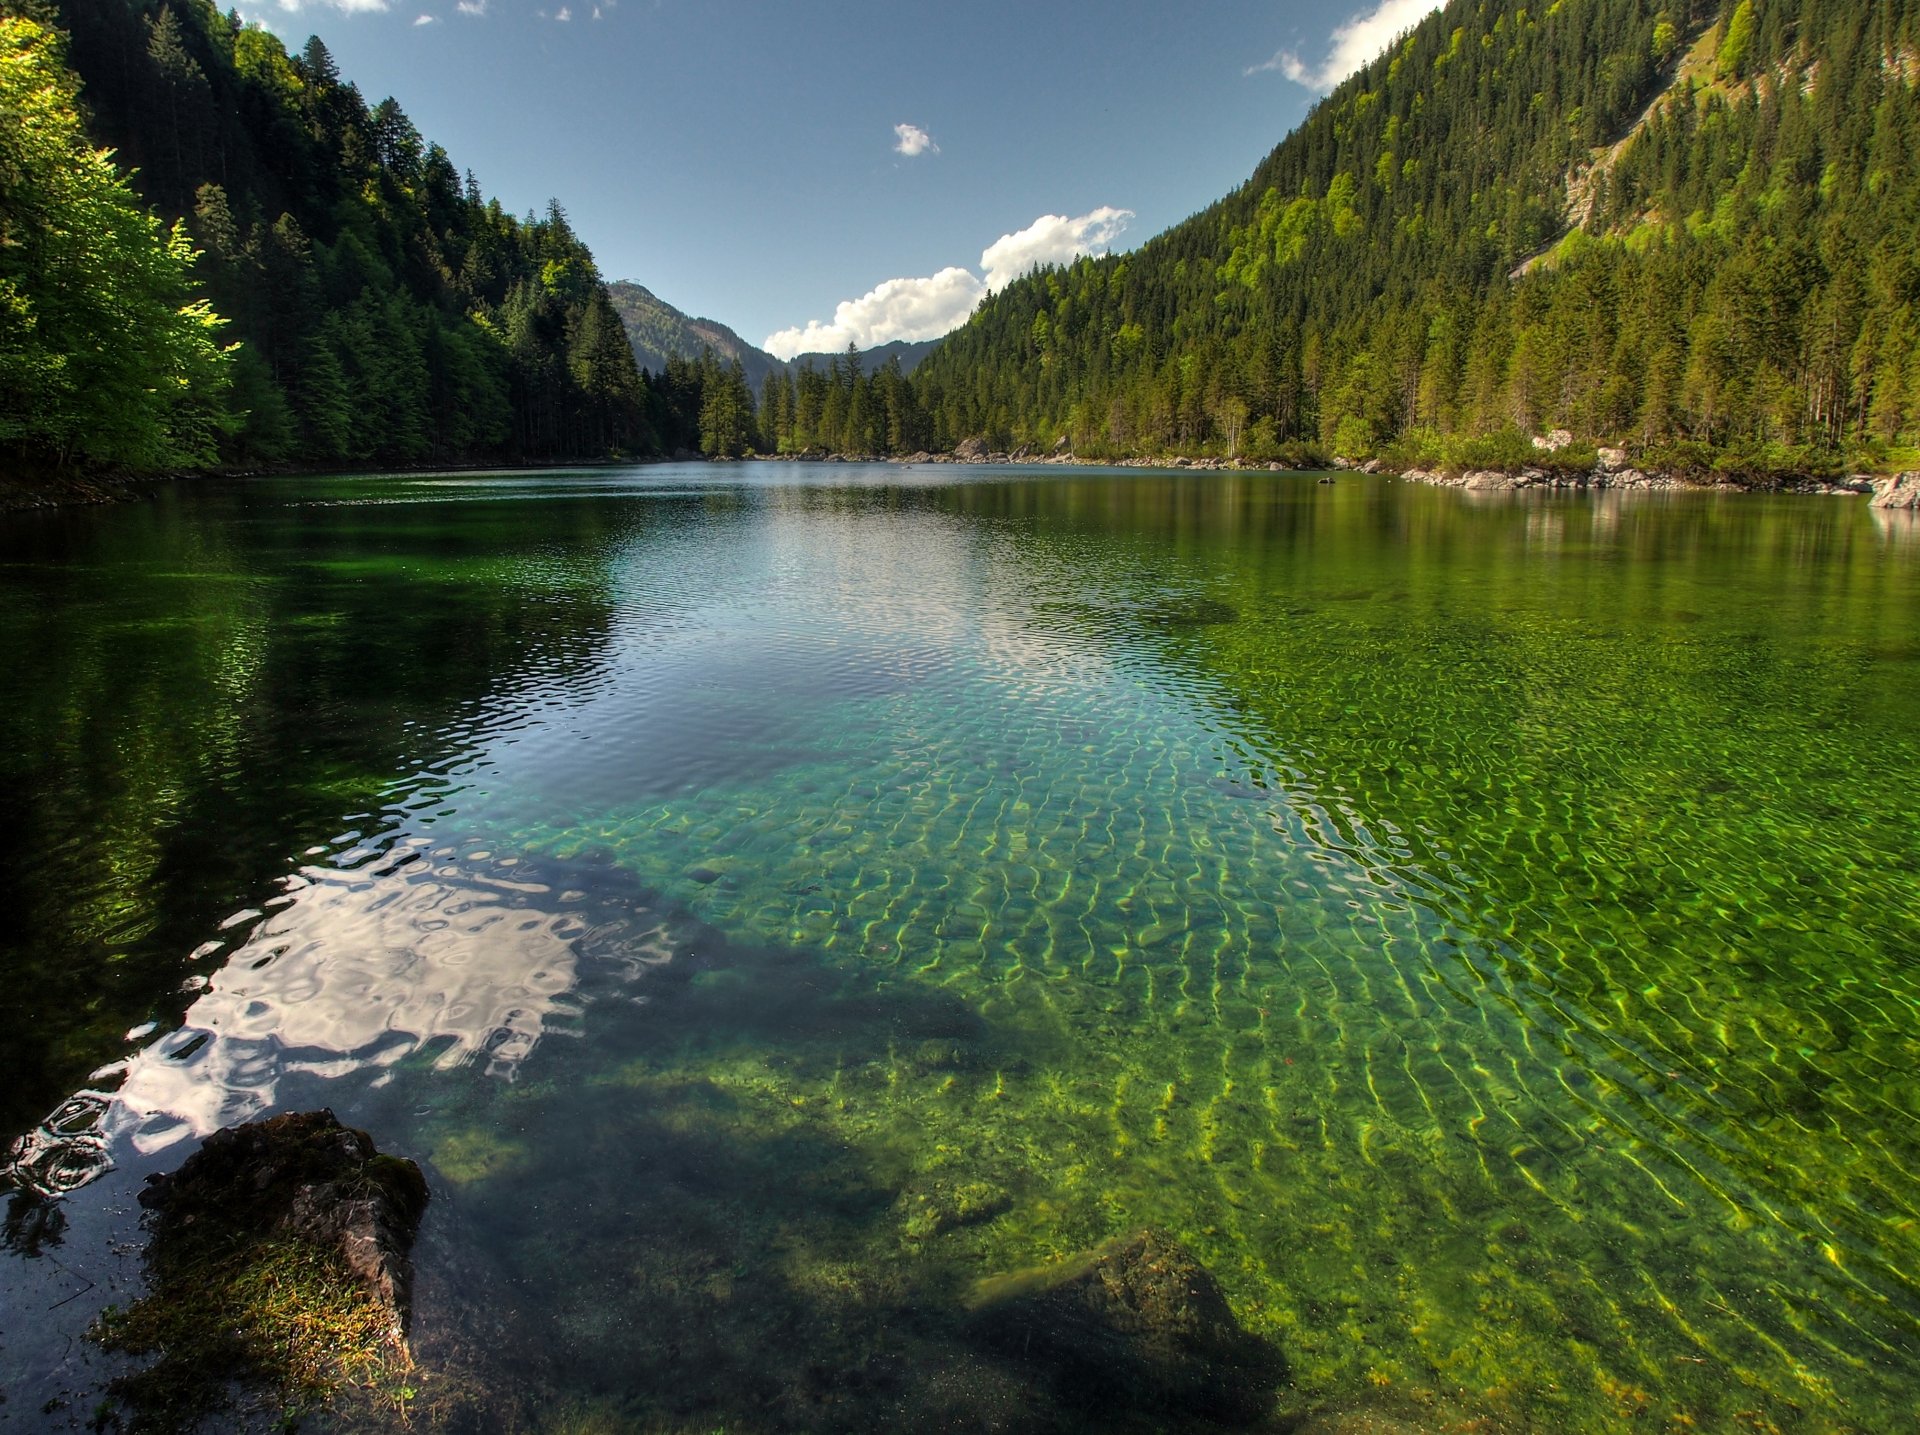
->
[965,1227,1286,1423]
[900,1178,1011,1241]
[94,1110,429,1431]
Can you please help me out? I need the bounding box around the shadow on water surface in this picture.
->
[0,482,651,1142]
[248,853,1300,1435]
[2,833,1296,1434]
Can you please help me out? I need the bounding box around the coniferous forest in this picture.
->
[3,0,1918,479]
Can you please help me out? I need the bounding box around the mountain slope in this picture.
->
[607,281,784,394]
[914,0,1920,473]
[788,337,940,378]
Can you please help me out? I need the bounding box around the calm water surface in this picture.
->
[2,465,1918,1432]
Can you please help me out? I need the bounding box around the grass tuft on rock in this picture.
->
[93,1235,414,1431]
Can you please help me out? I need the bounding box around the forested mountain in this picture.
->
[789,337,940,379]
[606,280,941,401]
[12,0,1914,478]
[607,281,783,395]
[0,13,230,473]
[913,0,1920,475]
[603,280,946,456]
[755,347,935,456]
[1,0,693,472]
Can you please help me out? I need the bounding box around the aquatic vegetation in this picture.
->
[95,1237,411,1430]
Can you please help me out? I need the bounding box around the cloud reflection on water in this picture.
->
[7,841,648,1192]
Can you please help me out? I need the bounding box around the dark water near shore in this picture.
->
[2,465,1918,1432]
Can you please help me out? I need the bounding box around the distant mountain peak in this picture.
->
[606,280,941,394]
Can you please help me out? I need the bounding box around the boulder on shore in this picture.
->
[1870,472,1920,509]
[965,1227,1286,1423]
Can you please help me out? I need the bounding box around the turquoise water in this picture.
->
[2,466,1918,1432]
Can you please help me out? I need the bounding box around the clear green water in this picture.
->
[3,467,1919,1432]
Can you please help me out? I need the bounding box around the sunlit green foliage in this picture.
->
[0,16,231,469]
[756,346,933,455]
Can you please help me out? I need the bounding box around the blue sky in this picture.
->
[241,1,1442,356]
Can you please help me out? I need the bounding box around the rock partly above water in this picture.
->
[138,1109,429,1332]
[966,1227,1286,1423]
[97,1111,430,1429]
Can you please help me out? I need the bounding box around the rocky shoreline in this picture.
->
[11,451,1918,514]
[764,438,1920,504]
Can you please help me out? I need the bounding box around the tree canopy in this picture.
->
[7,0,699,472]
[0,15,230,469]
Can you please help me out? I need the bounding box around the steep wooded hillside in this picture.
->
[913,0,1920,475]
[607,280,940,396]
[12,0,664,468]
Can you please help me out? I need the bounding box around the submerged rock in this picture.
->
[966,1227,1286,1422]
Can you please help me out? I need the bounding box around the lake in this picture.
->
[2,464,1918,1432]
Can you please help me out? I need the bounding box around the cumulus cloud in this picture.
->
[555,4,571,17]
[414,13,435,23]
[1247,0,1440,91]
[893,123,939,158]
[762,206,1133,360]
[764,268,985,360]
[980,207,1133,292]
[456,0,485,13]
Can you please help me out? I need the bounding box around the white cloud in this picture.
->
[273,0,390,13]
[456,0,485,13]
[555,4,571,17]
[893,123,939,158]
[764,268,986,360]
[414,13,435,24]
[762,206,1133,359]
[1248,0,1441,91]
[980,207,1133,292]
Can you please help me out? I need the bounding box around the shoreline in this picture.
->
[8,451,1917,515]
[761,447,1920,505]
